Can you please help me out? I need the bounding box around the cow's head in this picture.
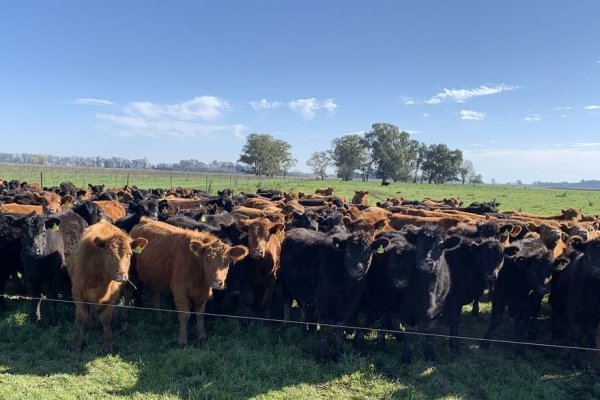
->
[373,234,415,289]
[189,236,248,290]
[406,224,461,272]
[330,230,382,281]
[34,192,62,214]
[503,239,566,294]
[17,213,62,258]
[93,229,148,283]
[469,238,505,282]
[236,217,284,259]
[571,237,600,278]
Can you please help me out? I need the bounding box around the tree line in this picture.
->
[239,123,482,184]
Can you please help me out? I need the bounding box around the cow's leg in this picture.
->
[194,299,208,343]
[152,292,163,324]
[261,282,275,319]
[174,294,191,347]
[99,305,115,353]
[399,323,414,364]
[471,299,480,318]
[27,283,43,324]
[448,303,461,351]
[71,303,89,352]
[47,288,59,327]
[423,320,437,361]
[480,298,505,349]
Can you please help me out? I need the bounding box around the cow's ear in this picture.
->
[405,226,419,244]
[371,237,390,254]
[553,257,570,271]
[270,223,285,234]
[561,232,568,243]
[499,224,513,238]
[364,191,369,195]
[44,217,61,232]
[570,235,586,252]
[443,236,461,251]
[61,195,74,205]
[131,238,148,254]
[503,246,519,257]
[189,240,206,256]
[229,245,249,264]
[373,219,387,231]
[510,225,522,237]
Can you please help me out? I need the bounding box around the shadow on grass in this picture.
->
[1,300,599,399]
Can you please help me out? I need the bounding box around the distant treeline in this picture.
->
[0,152,313,176]
[533,180,600,189]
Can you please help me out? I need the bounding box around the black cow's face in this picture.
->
[407,225,460,272]
[0,214,23,247]
[582,240,600,277]
[18,215,61,258]
[378,238,414,289]
[332,232,376,280]
[504,246,554,294]
[471,239,504,281]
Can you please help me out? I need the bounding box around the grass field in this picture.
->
[2,163,600,216]
[2,164,600,399]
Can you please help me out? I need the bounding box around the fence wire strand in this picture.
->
[1,293,599,353]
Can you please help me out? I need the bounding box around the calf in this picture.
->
[131,219,248,346]
[481,238,567,348]
[397,224,460,362]
[279,222,386,361]
[235,216,285,318]
[16,213,71,325]
[444,238,504,350]
[72,200,110,225]
[0,213,26,309]
[67,220,147,353]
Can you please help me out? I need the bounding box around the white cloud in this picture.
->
[94,95,244,139]
[71,98,115,106]
[464,142,600,183]
[584,105,600,111]
[288,98,337,119]
[401,97,417,105]
[421,113,430,117]
[249,98,283,111]
[524,113,541,122]
[425,84,517,104]
[552,106,571,111]
[460,109,486,121]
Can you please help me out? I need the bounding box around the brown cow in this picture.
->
[94,200,126,221]
[351,190,369,205]
[130,219,248,346]
[236,216,286,318]
[67,220,148,353]
[315,187,335,196]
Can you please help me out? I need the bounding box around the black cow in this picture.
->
[16,213,71,325]
[115,199,159,232]
[550,237,600,348]
[72,200,109,225]
[444,238,504,350]
[279,226,387,361]
[481,238,567,349]
[360,231,416,349]
[0,213,26,309]
[398,224,460,362]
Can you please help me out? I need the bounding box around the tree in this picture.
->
[306,151,331,180]
[421,144,463,184]
[330,134,368,181]
[458,159,475,185]
[238,134,295,177]
[412,142,428,183]
[364,123,416,182]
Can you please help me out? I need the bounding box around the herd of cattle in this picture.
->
[1,179,600,362]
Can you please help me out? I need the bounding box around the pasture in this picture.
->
[1,164,600,399]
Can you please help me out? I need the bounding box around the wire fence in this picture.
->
[2,293,599,353]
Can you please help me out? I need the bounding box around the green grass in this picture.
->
[0,298,598,399]
[2,164,600,215]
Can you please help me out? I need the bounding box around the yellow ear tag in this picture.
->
[52,223,60,232]
[376,245,385,254]
[132,245,143,254]
[555,262,567,271]
[201,215,207,222]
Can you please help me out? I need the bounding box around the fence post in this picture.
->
[205,175,208,192]
[40,171,43,188]
[127,174,130,187]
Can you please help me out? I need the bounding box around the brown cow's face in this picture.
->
[94,236,147,282]
[190,239,249,290]
[540,224,562,245]
[237,218,284,259]
[35,192,62,214]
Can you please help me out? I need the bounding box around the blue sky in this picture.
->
[1,1,599,183]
